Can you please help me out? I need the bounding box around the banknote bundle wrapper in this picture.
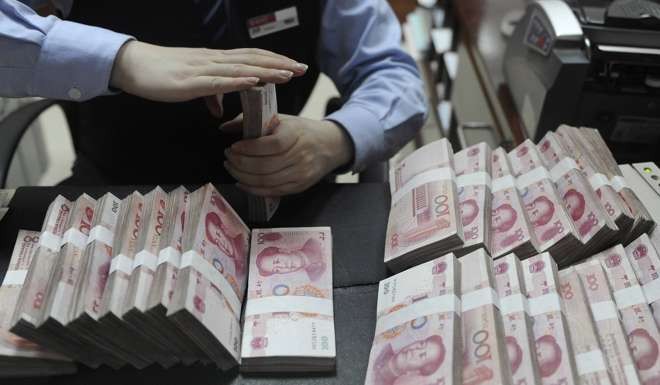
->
[121,187,182,367]
[385,139,463,271]
[242,227,335,372]
[522,253,579,385]
[494,254,541,385]
[509,140,583,261]
[454,143,493,256]
[575,260,642,385]
[143,187,209,364]
[240,83,280,223]
[0,230,76,377]
[595,244,660,385]
[570,126,654,242]
[625,233,660,331]
[557,267,613,385]
[168,183,250,369]
[365,252,461,385]
[389,138,455,194]
[4,184,259,371]
[490,148,538,259]
[539,128,634,241]
[461,248,512,385]
[534,131,620,260]
[31,194,122,368]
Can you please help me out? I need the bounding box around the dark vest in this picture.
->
[65,1,322,184]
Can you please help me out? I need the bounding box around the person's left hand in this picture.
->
[222,114,353,197]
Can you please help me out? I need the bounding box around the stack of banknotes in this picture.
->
[0,189,13,223]
[0,183,335,374]
[385,126,655,270]
[239,83,280,223]
[242,227,336,372]
[385,139,464,272]
[366,233,660,385]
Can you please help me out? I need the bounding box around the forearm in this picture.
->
[320,0,428,173]
[325,68,427,172]
[0,0,132,100]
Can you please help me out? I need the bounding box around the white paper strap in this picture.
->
[244,296,333,318]
[1,269,28,286]
[576,349,607,375]
[529,292,562,316]
[61,228,87,249]
[589,173,611,191]
[392,167,455,204]
[157,247,181,267]
[491,175,516,192]
[39,231,61,252]
[611,176,629,192]
[456,172,492,188]
[550,157,579,181]
[462,288,499,312]
[590,300,619,321]
[87,225,113,247]
[516,167,551,189]
[614,285,647,309]
[180,251,241,317]
[500,293,529,316]
[133,250,158,272]
[375,294,461,335]
[642,279,660,304]
[109,254,133,275]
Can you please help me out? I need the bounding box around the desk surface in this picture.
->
[455,0,528,145]
[1,184,390,384]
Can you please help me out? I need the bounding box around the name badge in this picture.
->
[247,6,300,39]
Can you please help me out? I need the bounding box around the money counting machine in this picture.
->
[504,0,660,163]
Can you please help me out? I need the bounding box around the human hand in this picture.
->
[222,114,354,197]
[110,41,307,103]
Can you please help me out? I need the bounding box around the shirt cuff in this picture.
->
[32,18,133,101]
[325,103,386,173]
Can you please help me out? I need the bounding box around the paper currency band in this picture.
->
[516,167,551,189]
[180,250,241,317]
[491,175,516,192]
[589,300,619,322]
[109,254,133,275]
[392,167,455,204]
[456,172,492,189]
[549,157,580,181]
[157,247,181,267]
[528,292,562,316]
[499,293,529,316]
[610,176,629,192]
[244,295,334,318]
[613,285,648,309]
[61,228,88,250]
[462,287,499,312]
[642,278,660,304]
[39,230,62,252]
[575,349,607,375]
[588,173,612,191]
[374,294,460,335]
[87,225,114,247]
[1,269,27,286]
[133,250,158,272]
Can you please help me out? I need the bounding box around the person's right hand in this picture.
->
[110,41,307,103]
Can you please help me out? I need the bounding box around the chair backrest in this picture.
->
[0,99,57,188]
